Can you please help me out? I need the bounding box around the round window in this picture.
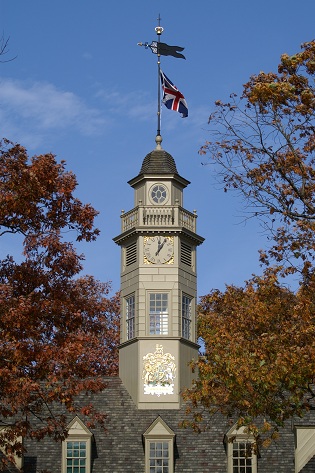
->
[150,184,168,204]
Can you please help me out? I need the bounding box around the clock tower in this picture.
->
[114,136,204,409]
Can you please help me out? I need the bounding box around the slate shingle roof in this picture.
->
[139,148,178,175]
[20,377,298,473]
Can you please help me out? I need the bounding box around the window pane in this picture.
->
[149,294,168,335]
[232,441,253,473]
[66,441,87,473]
[182,295,192,339]
[126,294,135,340]
[149,441,170,472]
[151,185,167,204]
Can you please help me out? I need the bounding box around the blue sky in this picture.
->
[1,0,315,297]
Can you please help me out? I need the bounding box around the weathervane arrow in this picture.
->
[138,41,186,60]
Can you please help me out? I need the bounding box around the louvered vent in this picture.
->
[181,242,192,267]
[126,242,137,266]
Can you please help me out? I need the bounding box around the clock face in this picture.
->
[144,236,174,264]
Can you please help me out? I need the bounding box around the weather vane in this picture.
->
[138,15,188,139]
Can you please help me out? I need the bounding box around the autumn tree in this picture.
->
[183,269,315,446]
[0,139,119,468]
[200,39,315,279]
[184,40,315,443]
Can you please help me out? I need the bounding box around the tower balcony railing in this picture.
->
[120,205,197,233]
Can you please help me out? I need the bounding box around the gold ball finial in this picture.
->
[155,135,163,150]
[155,26,163,35]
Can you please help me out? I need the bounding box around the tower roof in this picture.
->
[128,135,190,187]
[140,135,178,175]
[140,148,178,175]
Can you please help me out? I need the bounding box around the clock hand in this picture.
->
[155,237,162,256]
[156,238,167,256]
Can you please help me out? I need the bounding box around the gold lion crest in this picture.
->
[142,344,176,396]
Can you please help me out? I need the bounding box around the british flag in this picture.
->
[160,70,188,118]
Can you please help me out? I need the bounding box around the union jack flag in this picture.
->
[160,70,188,118]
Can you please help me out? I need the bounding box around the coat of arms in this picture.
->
[142,344,176,396]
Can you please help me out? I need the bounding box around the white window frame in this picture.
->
[146,439,173,473]
[62,417,92,473]
[226,425,257,473]
[126,293,136,340]
[148,293,169,335]
[149,183,169,205]
[182,294,193,340]
[143,416,175,473]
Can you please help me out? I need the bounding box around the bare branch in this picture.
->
[0,34,16,63]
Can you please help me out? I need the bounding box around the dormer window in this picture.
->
[62,417,92,473]
[0,426,23,470]
[295,425,315,472]
[143,416,175,473]
[225,424,257,473]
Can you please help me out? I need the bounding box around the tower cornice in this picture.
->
[118,336,200,351]
[128,172,190,189]
[113,226,205,246]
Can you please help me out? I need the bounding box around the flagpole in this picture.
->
[137,18,188,136]
[155,15,163,137]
